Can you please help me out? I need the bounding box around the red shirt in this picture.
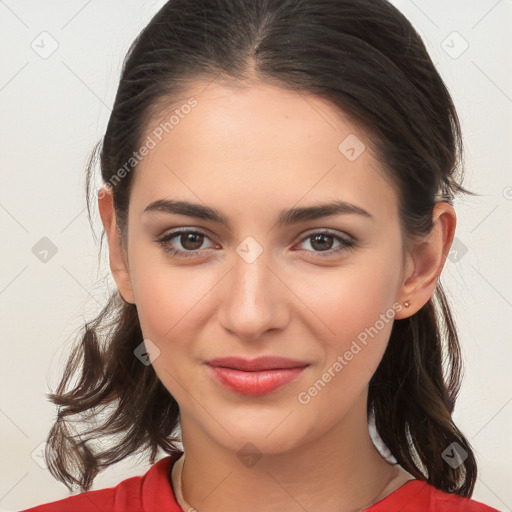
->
[21,451,500,512]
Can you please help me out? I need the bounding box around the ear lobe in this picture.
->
[97,185,135,304]
[394,202,456,319]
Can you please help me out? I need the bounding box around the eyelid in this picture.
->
[156,227,357,258]
[298,227,354,243]
[157,226,354,242]
[156,227,217,252]
[294,229,356,258]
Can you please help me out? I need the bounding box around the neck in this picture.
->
[174,394,413,512]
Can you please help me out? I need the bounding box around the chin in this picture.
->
[207,412,316,458]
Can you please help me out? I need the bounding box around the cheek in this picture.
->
[296,255,401,340]
[129,263,213,403]
[128,239,217,337]
[293,241,403,380]
[294,274,397,422]
[133,269,212,342]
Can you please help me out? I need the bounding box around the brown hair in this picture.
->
[45,0,478,496]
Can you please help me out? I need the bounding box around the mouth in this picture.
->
[205,356,309,396]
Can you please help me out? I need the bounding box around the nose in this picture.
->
[217,249,290,342]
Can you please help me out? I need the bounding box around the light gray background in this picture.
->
[0,1,511,510]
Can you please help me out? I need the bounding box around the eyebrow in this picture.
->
[142,198,373,228]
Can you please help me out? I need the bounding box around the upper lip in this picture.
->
[206,356,309,372]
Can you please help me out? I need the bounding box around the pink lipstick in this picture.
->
[206,356,309,396]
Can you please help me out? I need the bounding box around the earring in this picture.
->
[403,300,411,308]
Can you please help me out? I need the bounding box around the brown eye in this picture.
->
[298,230,356,258]
[156,229,216,258]
[179,232,204,251]
[309,233,335,252]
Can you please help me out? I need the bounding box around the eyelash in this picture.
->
[156,228,357,259]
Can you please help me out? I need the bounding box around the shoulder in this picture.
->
[19,452,184,512]
[369,479,501,512]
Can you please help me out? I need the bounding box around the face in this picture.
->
[112,80,411,454]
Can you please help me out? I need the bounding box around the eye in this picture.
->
[296,230,356,258]
[156,229,217,258]
[156,228,357,260]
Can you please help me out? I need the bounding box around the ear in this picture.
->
[394,202,456,319]
[97,185,136,304]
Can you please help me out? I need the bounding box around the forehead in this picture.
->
[130,80,398,223]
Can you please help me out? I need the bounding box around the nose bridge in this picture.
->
[218,239,288,341]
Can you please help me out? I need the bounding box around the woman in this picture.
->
[22,0,500,510]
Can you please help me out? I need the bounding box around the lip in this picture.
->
[206,356,309,371]
[205,356,309,396]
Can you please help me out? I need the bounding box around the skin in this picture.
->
[98,79,456,512]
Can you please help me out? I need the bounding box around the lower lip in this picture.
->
[207,365,308,396]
